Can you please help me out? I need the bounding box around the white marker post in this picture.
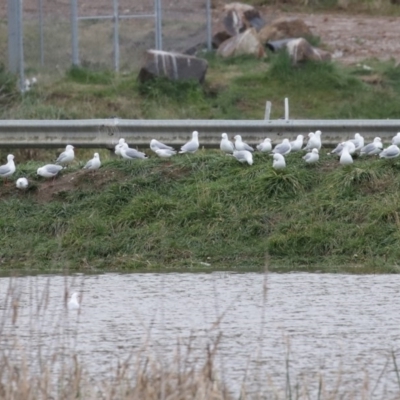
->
[284,97,289,122]
[264,101,272,121]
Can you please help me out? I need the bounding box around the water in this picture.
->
[1,272,400,398]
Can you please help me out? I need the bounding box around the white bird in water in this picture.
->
[115,138,126,156]
[256,138,272,153]
[68,292,80,310]
[233,150,253,165]
[340,143,353,165]
[155,149,177,158]
[272,153,286,170]
[83,152,101,171]
[303,148,319,164]
[234,135,254,152]
[0,154,16,184]
[180,131,199,154]
[220,133,235,154]
[16,177,29,189]
[150,139,175,153]
[303,130,322,151]
[37,164,63,179]
[56,144,75,166]
[120,143,148,160]
[391,132,400,146]
[272,138,291,156]
[360,137,383,156]
[290,135,304,152]
[379,144,400,159]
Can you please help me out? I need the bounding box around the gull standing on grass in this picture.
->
[68,292,80,310]
[83,153,101,171]
[272,153,286,170]
[330,140,356,156]
[233,150,253,165]
[179,131,199,154]
[272,138,291,156]
[150,139,175,153]
[256,138,272,153]
[350,133,364,152]
[360,137,383,156]
[391,132,400,146]
[56,145,75,166]
[340,143,353,165]
[0,154,16,184]
[16,177,29,189]
[290,135,304,152]
[303,148,319,164]
[304,130,322,151]
[155,149,177,158]
[220,133,235,154]
[115,138,126,156]
[379,144,400,159]
[234,135,254,152]
[120,143,148,160]
[37,164,63,179]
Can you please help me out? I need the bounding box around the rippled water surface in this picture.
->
[1,272,400,398]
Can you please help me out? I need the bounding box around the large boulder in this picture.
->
[212,31,232,49]
[286,38,331,64]
[217,28,266,58]
[138,50,208,83]
[222,2,266,36]
[258,17,312,45]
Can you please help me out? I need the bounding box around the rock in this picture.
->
[286,38,331,64]
[138,50,208,83]
[217,28,266,58]
[243,8,266,31]
[223,2,265,35]
[258,17,312,45]
[212,31,232,49]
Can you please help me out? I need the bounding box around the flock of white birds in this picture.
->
[220,130,400,169]
[1,130,400,190]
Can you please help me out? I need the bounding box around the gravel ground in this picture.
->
[2,1,400,65]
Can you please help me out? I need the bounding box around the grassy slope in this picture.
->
[2,51,400,121]
[1,151,400,274]
[1,52,400,273]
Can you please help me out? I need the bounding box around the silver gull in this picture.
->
[179,131,199,154]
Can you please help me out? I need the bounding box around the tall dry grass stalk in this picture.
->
[2,274,400,399]
[0,276,233,400]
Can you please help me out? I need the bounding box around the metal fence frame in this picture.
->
[7,0,213,89]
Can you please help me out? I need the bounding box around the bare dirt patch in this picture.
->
[0,168,125,203]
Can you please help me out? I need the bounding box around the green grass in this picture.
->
[1,151,400,274]
[2,50,400,273]
[3,51,400,120]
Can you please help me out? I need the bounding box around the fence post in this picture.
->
[70,0,79,65]
[18,0,25,92]
[7,0,25,90]
[38,0,44,66]
[206,0,212,51]
[113,0,120,72]
[155,0,162,50]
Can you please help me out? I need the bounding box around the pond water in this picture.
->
[1,272,400,398]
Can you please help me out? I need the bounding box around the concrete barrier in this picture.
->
[0,119,399,148]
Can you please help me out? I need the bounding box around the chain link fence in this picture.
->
[2,0,213,89]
